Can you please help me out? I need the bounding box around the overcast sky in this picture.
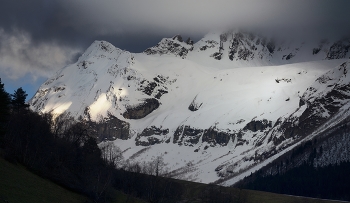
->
[1,0,350,99]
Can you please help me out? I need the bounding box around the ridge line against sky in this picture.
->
[0,0,350,99]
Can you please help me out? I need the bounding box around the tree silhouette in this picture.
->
[11,87,29,112]
[0,78,11,144]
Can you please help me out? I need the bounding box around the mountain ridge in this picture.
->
[29,30,350,184]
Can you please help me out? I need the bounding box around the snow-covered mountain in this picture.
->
[29,31,350,185]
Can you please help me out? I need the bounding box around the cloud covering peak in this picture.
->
[0,0,350,93]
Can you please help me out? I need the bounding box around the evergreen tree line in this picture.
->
[0,79,116,201]
[0,79,187,202]
[239,161,350,201]
[236,121,350,201]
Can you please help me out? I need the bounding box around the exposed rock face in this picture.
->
[188,102,202,111]
[95,115,130,141]
[140,81,157,96]
[123,98,160,119]
[211,52,223,60]
[199,40,218,51]
[273,61,350,145]
[186,37,194,45]
[326,39,350,59]
[243,119,272,132]
[204,31,350,63]
[202,128,233,146]
[173,125,203,146]
[172,125,233,147]
[138,75,175,99]
[143,35,194,58]
[142,31,350,64]
[228,32,261,61]
[284,53,295,60]
[266,41,275,54]
[188,96,202,111]
[136,126,169,146]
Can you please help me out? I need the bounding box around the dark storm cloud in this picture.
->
[58,0,350,38]
[1,0,350,81]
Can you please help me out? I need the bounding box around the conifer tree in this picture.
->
[11,87,29,112]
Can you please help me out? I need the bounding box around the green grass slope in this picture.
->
[0,157,89,203]
[0,157,145,203]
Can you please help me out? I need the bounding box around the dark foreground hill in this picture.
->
[1,156,345,203]
[0,157,89,203]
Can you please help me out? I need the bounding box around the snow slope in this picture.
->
[29,31,350,184]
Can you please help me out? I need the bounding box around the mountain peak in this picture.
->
[172,34,183,42]
[88,40,118,53]
[143,35,194,58]
[29,30,350,185]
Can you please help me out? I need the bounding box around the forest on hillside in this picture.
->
[237,121,350,201]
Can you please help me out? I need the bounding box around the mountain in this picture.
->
[235,104,350,200]
[29,30,350,185]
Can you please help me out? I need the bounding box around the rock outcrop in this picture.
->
[123,98,160,119]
